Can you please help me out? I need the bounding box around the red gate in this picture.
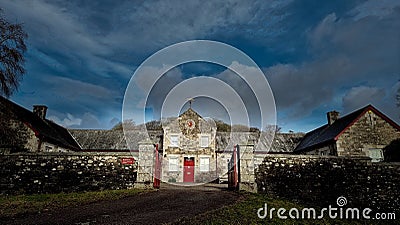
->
[153,144,161,189]
[228,145,240,190]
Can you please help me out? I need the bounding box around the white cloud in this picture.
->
[1,0,108,55]
[48,113,82,127]
[308,13,337,47]
[80,112,101,129]
[102,0,292,52]
[350,0,400,20]
[48,112,104,129]
[43,76,117,100]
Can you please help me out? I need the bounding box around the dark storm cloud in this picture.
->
[264,3,400,128]
[1,0,399,131]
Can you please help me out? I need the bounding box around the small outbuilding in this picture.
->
[0,96,81,153]
[294,104,400,162]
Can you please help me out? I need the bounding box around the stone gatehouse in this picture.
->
[162,107,218,183]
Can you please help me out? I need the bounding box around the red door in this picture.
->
[183,157,195,183]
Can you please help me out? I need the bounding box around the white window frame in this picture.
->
[368,149,383,162]
[170,134,179,147]
[169,157,179,172]
[200,135,209,148]
[45,144,53,152]
[199,157,210,172]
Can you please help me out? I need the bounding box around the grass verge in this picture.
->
[0,188,147,219]
[172,192,392,225]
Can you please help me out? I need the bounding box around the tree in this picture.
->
[111,119,136,130]
[145,120,162,131]
[0,10,27,97]
[215,119,231,132]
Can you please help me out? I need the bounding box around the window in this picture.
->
[169,157,179,171]
[319,150,329,156]
[200,136,209,147]
[199,157,210,172]
[368,149,383,162]
[45,145,53,152]
[170,135,179,147]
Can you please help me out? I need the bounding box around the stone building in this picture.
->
[69,108,304,184]
[294,105,400,162]
[162,108,219,183]
[0,96,81,153]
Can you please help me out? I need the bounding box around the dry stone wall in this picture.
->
[256,155,400,212]
[0,152,137,195]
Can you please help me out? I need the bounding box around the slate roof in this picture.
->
[0,96,81,151]
[294,104,400,152]
[270,133,304,152]
[68,129,128,150]
[69,129,162,151]
[70,128,302,153]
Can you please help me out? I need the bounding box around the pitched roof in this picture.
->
[68,129,128,150]
[270,133,305,152]
[294,104,400,152]
[0,96,81,151]
[69,129,162,150]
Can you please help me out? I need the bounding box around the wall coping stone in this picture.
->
[1,152,135,157]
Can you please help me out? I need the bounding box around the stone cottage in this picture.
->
[0,96,81,153]
[294,104,400,162]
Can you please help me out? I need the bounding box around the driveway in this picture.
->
[3,183,240,225]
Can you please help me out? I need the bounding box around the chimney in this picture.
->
[327,111,339,125]
[33,105,48,119]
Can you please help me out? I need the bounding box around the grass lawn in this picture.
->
[0,188,147,219]
[173,192,394,225]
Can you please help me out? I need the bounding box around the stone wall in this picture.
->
[256,155,400,212]
[0,152,137,195]
[238,144,256,192]
[136,141,155,188]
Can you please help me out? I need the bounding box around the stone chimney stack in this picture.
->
[33,105,48,119]
[327,111,340,125]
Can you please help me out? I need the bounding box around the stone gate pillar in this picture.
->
[136,140,154,189]
[238,143,256,192]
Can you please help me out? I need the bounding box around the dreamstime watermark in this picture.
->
[257,196,396,220]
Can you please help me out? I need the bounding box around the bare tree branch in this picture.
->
[0,9,27,97]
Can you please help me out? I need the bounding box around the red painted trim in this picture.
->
[334,105,400,141]
[233,145,238,188]
[23,122,40,137]
[369,106,400,131]
[153,144,161,189]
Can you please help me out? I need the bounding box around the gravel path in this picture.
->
[3,183,240,225]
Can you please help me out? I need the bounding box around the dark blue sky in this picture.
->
[2,0,399,132]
